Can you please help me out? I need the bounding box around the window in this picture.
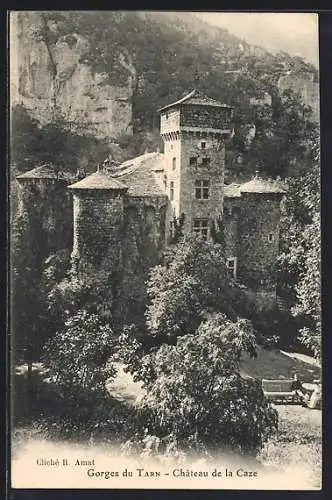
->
[226,257,237,280]
[268,233,274,243]
[170,181,174,201]
[172,157,176,170]
[193,219,209,240]
[195,180,210,199]
[190,156,197,166]
[201,141,206,150]
[165,112,169,119]
[202,157,211,166]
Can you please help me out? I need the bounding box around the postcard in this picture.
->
[9,10,321,490]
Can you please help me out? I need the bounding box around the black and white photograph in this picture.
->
[9,11,321,490]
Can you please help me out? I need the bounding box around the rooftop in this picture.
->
[16,164,76,181]
[68,152,167,197]
[240,174,286,194]
[158,89,232,112]
[68,172,128,191]
[224,183,242,198]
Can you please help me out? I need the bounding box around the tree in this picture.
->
[145,236,246,343]
[277,139,320,358]
[135,313,277,456]
[42,310,116,407]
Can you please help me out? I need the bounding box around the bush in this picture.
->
[42,310,116,410]
[133,313,278,456]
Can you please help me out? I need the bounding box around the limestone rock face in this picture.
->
[11,12,135,139]
[278,71,319,123]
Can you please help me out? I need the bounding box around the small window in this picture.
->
[170,181,174,201]
[195,180,210,200]
[268,233,274,243]
[202,157,211,166]
[201,141,206,150]
[226,257,237,279]
[190,156,197,166]
[172,157,176,170]
[165,112,169,119]
[193,219,209,240]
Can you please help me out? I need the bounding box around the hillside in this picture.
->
[10,11,319,178]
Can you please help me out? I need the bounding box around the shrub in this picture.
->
[134,313,278,456]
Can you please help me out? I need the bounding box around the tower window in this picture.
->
[201,141,206,150]
[268,233,274,243]
[193,219,209,240]
[190,156,198,166]
[195,180,210,199]
[226,257,237,280]
[170,181,175,201]
[172,157,176,170]
[202,157,211,166]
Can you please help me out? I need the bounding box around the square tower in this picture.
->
[159,89,233,238]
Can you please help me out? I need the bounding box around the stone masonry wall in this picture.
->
[72,192,124,278]
[238,193,282,291]
[180,133,225,235]
[17,178,73,259]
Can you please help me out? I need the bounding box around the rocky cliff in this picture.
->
[10,12,135,140]
[278,71,320,123]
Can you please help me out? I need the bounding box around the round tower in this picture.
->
[159,89,233,238]
[237,173,285,308]
[16,164,75,258]
[68,170,128,279]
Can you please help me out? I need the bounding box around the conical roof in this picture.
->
[239,173,285,194]
[68,171,128,191]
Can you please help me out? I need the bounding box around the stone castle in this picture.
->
[16,90,285,322]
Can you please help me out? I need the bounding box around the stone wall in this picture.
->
[181,105,232,131]
[71,192,124,278]
[238,193,282,290]
[16,177,73,259]
[223,198,241,258]
[180,133,225,235]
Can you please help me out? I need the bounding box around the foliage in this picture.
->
[135,313,277,456]
[145,236,246,342]
[277,139,320,357]
[42,310,116,401]
[11,104,112,174]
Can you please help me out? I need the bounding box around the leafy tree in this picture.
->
[42,310,116,405]
[145,236,246,342]
[277,139,320,357]
[136,313,277,456]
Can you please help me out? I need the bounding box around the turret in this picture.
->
[68,170,128,278]
[159,89,233,238]
[237,172,285,308]
[16,164,75,257]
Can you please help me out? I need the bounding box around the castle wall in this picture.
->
[238,192,282,291]
[223,198,241,258]
[180,105,232,131]
[71,192,124,278]
[179,133,225,235]
[16,177,73,259]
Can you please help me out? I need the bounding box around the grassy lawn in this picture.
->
[259,404,322,489]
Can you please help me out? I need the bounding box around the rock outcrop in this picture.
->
[10,12,135,140]
[278,71,319,123]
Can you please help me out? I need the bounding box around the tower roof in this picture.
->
[16,164,75,181]
[239,173,286,194]
[68,172,128,191]
[158,89,232,112]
